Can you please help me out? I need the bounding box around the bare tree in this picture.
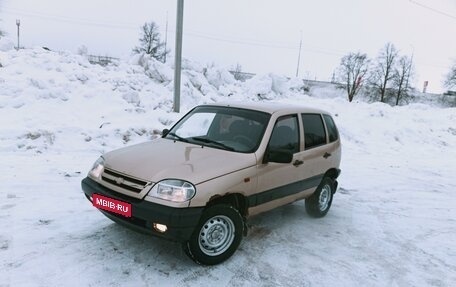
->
[0,5,5,38]
[371,43,399,102]
[77,45,88,56]
[444,61,456,90]
[0,19,4,67]
[337,52,370,102]
[232,63,243,81]
[393,55,414,105]
[133,22,169,62]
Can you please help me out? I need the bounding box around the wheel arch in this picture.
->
[324,168,341,179]
[206,193,248,217]
[323,168,341,193]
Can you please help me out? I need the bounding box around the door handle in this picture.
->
[323,152,331,159]
[293,159,304,167]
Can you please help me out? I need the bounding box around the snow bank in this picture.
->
[0,36,15,52]
[0,48,319,154]
[1,47,455,286]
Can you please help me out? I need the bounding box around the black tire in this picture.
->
[183,204,244,265]
[305,177,335,218]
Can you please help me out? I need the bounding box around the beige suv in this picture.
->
[82,102,341,265]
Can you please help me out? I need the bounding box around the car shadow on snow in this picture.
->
[80,200,343,273]
[83,222,195,267]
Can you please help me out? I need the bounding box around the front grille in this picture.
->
[101,167,150,193]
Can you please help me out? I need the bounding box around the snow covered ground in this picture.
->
[1,47,455,286]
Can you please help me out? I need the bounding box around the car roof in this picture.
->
[203,101,329,115]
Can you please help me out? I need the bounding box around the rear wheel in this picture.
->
[305,177,334,218]
[183,204,244,265]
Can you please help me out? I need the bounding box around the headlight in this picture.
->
[146,179,196,202]
[89,157,104,179]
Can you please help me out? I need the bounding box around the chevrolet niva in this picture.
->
[81,102,341,265]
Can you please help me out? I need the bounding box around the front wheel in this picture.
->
[305,177,335,218]
[183,204,244,265]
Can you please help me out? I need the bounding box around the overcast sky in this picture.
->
[1,0,455,93]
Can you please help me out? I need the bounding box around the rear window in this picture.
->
[301,114,327,149]
[323,114,339,143]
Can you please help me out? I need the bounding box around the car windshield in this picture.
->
[165,106,271,153]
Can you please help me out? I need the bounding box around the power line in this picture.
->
[184,31,345,56]
[0,5,346,56]
[184,28,347,55]
[409,0,456,20]
[185,31,296,50]
[1,7,139,30]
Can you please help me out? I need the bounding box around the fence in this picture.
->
[87,55,119,66]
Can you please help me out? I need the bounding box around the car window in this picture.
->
[174,112,215,138]
[166,106,270,153]
[323,114,339,143]
[301,114,327,149]
[268,115,300,153]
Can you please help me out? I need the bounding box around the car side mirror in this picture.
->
[263,148,293,164]
[162,129,169,138]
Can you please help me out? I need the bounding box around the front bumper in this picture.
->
[81,177,203,242]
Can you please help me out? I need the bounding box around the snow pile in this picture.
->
[0,36,15,52]
[1,47,455,286]
[0,49,221,154]
[0,48,316,154]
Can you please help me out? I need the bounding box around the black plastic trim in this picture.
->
[247,174,324,207]
[81,177,203,242]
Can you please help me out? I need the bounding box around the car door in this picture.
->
[300,113,332,182]
[249,114,309,216]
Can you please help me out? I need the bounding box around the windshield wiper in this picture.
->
[191,137,235,151]
[166,132,189,142]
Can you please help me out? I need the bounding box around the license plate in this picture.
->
[92,193,132,218]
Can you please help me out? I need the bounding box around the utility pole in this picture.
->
[295,31,302,78]
[173,0,184,113]
[164,11,168,63]
[16,19,20,50]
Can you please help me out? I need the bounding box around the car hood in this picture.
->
[103,138,257,184]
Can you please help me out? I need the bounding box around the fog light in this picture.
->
[153,223,168,233]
